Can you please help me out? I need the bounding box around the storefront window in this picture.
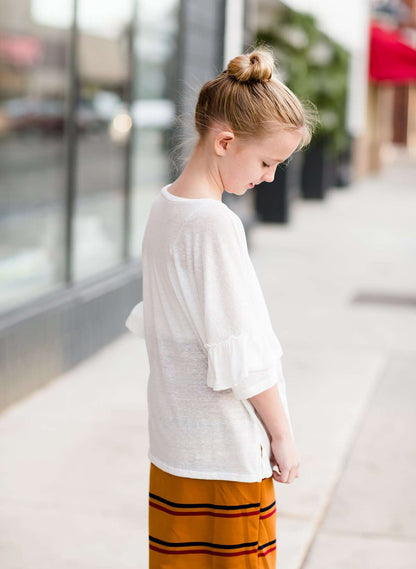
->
[0,0,181,313]
[0,0,72,311]
[129,0,180,257]
[73,0,135,281]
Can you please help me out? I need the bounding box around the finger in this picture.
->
[287,469,297,484]
[273,472,286,483]
[272,464,281,475]
[272,466,282,482]
[274,469,290,483]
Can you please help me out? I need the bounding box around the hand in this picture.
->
[270,435,300,484]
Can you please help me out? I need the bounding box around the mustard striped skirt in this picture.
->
[149,462,277,568]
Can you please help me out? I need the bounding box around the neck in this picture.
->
[172,140,224,201]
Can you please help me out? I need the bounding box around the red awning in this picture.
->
[369,22,416,83]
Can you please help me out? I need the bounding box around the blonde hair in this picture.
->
[194,45,318,151]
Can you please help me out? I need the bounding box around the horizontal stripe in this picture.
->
[258,545,277,557]
[149,492,260,511]
[260,500,276,513]
[150,535,258,550]
[150,544,258,557]
[258,539,276,551]
[150,501,260,518]
[260,506,277,520]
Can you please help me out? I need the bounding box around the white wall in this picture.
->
[282,0,372,136]
[283,0,370,52]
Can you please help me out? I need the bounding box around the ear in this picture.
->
[214,130,235,157]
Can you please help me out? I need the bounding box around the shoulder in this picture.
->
[183,201,244,240]
[170,201,246,258]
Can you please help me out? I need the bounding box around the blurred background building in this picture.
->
[367,0,416,170]
[1,0,415,413]
[0,0,254,411]
[258,0,416,177]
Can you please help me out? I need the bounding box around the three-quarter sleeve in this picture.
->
[172,204,284,400]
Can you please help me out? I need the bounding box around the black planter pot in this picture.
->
[326,153,338,189]
[254,151,304,223]
[335,137,353,188]
[300,138,333,200]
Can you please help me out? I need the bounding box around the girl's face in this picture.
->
[217,128,303,196]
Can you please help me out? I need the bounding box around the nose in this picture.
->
[262,167,277,183]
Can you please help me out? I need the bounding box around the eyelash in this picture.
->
[262,162,270,168]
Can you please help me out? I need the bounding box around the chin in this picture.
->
[224,185,249,197]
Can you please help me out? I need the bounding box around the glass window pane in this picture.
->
[0,0,72,312]
[73,0,134,281]
[129,0,180,258]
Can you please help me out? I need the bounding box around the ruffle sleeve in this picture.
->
[172,204,284,401]
[205,328,283,400]
[125,300,145,338]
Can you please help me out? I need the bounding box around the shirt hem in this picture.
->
[148,453,272,483]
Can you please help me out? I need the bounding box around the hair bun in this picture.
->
[227,49,274,83]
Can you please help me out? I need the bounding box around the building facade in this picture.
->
[0,0,255,412]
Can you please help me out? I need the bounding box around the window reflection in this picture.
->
[129,0,179,258]
[0,0,181,312]
[0,0,71,311]
[73,0,134,280]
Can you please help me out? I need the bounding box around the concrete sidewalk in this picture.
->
[1,148,415,569]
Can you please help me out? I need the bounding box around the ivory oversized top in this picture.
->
[125,183,293,482]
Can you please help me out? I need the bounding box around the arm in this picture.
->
[177,206,283,398]
[249,383,300,484]
[248,383,292,442]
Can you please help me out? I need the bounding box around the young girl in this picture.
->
[126,46,317,568]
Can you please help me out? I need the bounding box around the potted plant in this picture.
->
[257,3,351,203]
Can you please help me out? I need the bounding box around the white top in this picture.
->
[125,183,294,482]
